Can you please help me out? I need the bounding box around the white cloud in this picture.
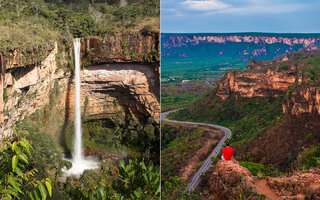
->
[181,0,309,14]
[182,0,230,11]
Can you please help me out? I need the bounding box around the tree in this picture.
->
[0,131,52,199]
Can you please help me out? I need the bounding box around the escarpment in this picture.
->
[163,34,320,49]
[0,33,160,137]
[161,33,320,61]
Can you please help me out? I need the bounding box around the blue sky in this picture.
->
[161,0,320,33]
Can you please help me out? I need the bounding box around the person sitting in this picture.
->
[221,142,233,160]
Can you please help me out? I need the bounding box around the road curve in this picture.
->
[161,110,232,193]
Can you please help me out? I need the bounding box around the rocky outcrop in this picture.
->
[162,34,320,49]
[162,33,320,60]
[267,168,320,199]
[216,68,296,100]
[61,64,160,122]
[208,160,256,199]
[1,33,160,137]
[163,34,320,48]
[209,159,320,200]
[283,84,320,116]
[82,33,159,64]
[1,43,62,136]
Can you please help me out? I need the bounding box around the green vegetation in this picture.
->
[1,131,160,199]
[161,56,241,83]
[65,115,160,164]
[3,88,8,103]
[161,124,206,178]
[170,96,284,145]
[239,161,281,177]
[298,51,320,82]
[0,0,159,64]
[161,81,213,111]
[65,159,160,200]
[0,131,52,200]
[162,176,199,200]
[17,79,64,137]
[296,145,320,170]
[161,123,220,198]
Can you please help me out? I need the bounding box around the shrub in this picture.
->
[297,145,320,169]
[0,131,52,199]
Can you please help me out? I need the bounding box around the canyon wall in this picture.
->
[162,34,320,49]
[283,84,320,116]
[161,33,320,60]
[215,59,297,100]
[0,33,160,137]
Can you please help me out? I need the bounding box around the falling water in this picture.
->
[66,38,97,176]
[74,38,82,163]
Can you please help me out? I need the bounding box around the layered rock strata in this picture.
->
[216,68,296,100]
[0,33,160,136]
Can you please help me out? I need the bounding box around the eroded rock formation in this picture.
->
[209,159,320,200]
[163,34,320,48]
[208,160,255,199]
[215,62,297,100]
[61,64,159,122]
[283,84,320,116]
[0,33,160,137]
[162,34,320,60]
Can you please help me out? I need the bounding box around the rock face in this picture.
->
[0,33,160,137]
[208,160,255,199]
[163,34,320,48]
[283,84,320,116]
[161,33,320,63]
[267,168,320,199]
[216,60,297,100]
[162,33,320,60]
[1,43,62,136]
[208,159,320,200]
[61,64,159,122]
[82,33,159,64]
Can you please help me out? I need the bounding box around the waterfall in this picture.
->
[73,38,82,163]
[73,38,83,163]
[66,38,97,176]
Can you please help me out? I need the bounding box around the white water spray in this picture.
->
[66,38,97,176]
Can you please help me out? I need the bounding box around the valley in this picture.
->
[161,33,320,199]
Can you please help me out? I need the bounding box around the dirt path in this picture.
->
[254,179,280,200]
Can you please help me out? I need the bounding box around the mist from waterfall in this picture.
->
[66,38,97,176]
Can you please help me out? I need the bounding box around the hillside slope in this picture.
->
[170,50,320,170]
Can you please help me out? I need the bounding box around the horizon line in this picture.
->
[161,31,320,34]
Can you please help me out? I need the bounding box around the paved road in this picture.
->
[205,80,215,88]
[161,110,232,192]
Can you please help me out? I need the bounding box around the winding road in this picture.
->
[161,110,232,193]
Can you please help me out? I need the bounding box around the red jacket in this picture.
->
[222,147,234,160]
